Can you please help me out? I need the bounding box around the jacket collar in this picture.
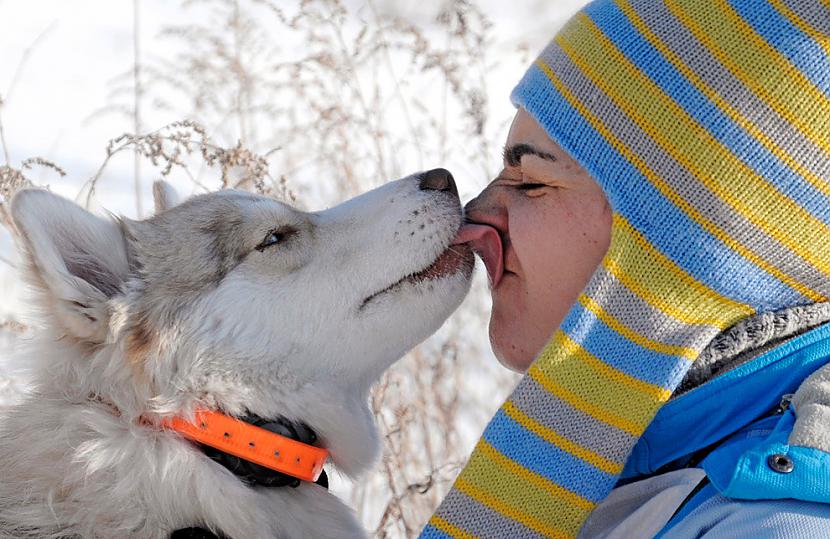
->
[623,320,830,481]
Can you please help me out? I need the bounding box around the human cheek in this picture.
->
[512,198,583,305]
[566,194,611,272]
[508,195,562,263]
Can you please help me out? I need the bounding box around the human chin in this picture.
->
[488,304,535,373]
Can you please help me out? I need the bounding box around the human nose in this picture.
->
[458,183,507,287]
[463,182,509,234]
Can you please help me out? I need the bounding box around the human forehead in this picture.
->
[505,109,580,169]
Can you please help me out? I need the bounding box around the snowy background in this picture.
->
[0,1,586,536]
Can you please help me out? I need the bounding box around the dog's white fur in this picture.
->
[0,175,473,538]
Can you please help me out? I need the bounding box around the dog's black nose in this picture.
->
[419,168,458,197]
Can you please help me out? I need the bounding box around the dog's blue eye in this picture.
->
[265,232,281,245]
[256,231,283,251]
[254,226,298,252]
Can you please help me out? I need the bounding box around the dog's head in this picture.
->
[10,170,473,475]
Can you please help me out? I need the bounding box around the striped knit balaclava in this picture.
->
[424,0,830,537]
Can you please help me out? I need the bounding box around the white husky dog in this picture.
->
[0,169,473,538]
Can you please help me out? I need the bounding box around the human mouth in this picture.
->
[452,223,504,287]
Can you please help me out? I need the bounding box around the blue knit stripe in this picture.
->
[559,300,691,388]
[585,0,830,227]
[730,0,830,98]
[483,410,615,503]
[419,525,452,539]
[512,65,807,309]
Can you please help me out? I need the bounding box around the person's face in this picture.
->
[465,109,612,372]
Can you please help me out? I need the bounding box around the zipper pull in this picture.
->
[774,393,794,414]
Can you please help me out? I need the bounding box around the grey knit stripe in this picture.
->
[780,0,830,35]
[631,0,830,173]
[582,265,717,349]
[511,376,637,464]
[434,489,545,539]
[538,41,822,302]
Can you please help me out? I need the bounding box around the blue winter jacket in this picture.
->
[580,321,830,537]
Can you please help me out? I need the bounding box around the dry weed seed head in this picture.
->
[0,167,31,206]
[0,159,64,229]
[83,120,295,207]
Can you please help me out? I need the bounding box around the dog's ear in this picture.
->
[152,180,180,214]
[10,189,131,343]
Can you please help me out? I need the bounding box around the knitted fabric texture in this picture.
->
[424,0,830,537]
[677,302,830,394]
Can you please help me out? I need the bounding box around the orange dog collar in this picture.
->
[163,409,328,483]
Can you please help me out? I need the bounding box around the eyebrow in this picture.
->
[503,143,557,167]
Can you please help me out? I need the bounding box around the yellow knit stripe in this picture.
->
[532,333,670,433]
[559,14,830,281]
[453,478,572,539]
[528,364,642,436]
[610,213,755,323]
[767,0,830,58]
[617,0,830,201]
[429,514,477,539]
[601,257,724,328]
[665,0,830,158]
[458,441,590,537]
[478,440,597,513]
[427,516,478,539]
[577,294,698,360]
[503,400,624,475]
[537,49,812,311]
[537,331,671,402]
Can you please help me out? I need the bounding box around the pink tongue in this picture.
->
[453,224,504,287]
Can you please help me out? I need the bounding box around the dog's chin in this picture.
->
[358,244,474,311]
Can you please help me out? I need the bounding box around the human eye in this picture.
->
[515,182,548,191]
[515,170,553,192]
